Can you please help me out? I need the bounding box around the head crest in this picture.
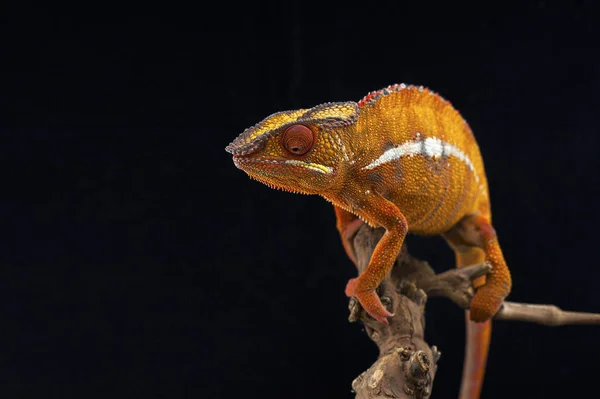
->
[225,102,358,155]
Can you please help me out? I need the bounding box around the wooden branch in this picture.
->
[347,225,600,398]
[417,266,600,326]
[349,226,439,399]
[495,301,600,325]
[414,263,491,309]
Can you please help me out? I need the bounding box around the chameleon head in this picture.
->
[225,102,358,195]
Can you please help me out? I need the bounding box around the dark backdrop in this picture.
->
[2,2,600,398]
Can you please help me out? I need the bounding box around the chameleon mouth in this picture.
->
[231,155,294,178]
[232,155,281,170]
[233,155,333,174]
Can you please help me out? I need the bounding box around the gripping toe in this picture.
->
[469,286,504,322]
[346,278,393,324]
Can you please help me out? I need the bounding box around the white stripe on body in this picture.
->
[363,135,479,183]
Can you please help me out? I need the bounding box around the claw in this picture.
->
[346,278,393,324]
[374,310,393,324]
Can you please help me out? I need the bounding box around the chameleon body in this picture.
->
[226,84,512,399]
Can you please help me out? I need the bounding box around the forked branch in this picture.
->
[348,225,600,399]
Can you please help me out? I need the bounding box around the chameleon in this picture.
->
[225,84,512,399]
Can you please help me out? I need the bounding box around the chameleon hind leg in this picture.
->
[444,212,512,321]
[443,213,512,399]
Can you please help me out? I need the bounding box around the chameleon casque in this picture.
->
[226,84,512,399]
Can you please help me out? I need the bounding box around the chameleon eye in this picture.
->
[282,124,314,156]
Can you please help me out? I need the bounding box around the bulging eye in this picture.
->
[282,124,314,156]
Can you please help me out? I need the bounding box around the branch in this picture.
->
[495,301,600,325]
[416,263,491,309]
[347,225,600,398]
[349,226,440,399]
[418,266,600,326]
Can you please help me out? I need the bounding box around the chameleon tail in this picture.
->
[452,246,490,399]
[461,314,491,399]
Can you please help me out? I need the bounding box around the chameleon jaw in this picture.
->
[231,154,280,170]
[231,155,311,194]
[232,155,333,175]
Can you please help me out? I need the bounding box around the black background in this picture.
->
[3,1,600,398]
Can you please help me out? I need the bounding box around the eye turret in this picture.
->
[281,124,314,156]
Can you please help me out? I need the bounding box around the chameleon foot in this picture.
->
[469,285,505,322]
[345,277,394,324]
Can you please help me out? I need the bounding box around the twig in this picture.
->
[417,263,491,309]
[495,301,600,325]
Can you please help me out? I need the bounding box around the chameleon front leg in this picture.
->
[343,193,408,324]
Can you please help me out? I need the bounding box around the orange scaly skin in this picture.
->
[226,84,512,399]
